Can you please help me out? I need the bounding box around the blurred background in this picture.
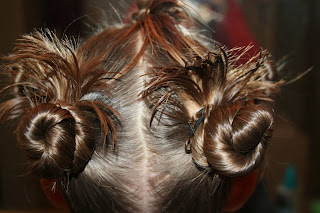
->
[0,0,319,212]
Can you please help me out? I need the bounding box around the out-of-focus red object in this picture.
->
[223,170,258,212]
[40,179,69,209]
[215,0,260,64]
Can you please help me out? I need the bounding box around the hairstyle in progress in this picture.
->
[0,0,281,212]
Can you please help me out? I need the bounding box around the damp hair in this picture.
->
[0,0,281,212]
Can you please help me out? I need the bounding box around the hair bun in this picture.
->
[17,103,95,179]
[192,102,273,178]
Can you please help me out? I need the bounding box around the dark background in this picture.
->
[0,0,319,212]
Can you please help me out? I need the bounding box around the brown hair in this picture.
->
[0,1,280,212]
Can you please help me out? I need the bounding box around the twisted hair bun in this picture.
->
[143,49,281,178]
[192,102,273,178]
[0,31,118,179]
[17,103,95,179]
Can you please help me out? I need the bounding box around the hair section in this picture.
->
[0,30,118,179]
[142,49,281,178]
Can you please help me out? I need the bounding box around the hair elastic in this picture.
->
[185,108,205,153]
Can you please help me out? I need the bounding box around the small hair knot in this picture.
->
[132,8,150,22]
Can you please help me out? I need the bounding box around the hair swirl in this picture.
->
[142,49,281,179]
[0,31,118,179]
[191,102,273,177]
[17,103,95,179]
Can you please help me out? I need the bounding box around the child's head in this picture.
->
[0,0,280,212]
